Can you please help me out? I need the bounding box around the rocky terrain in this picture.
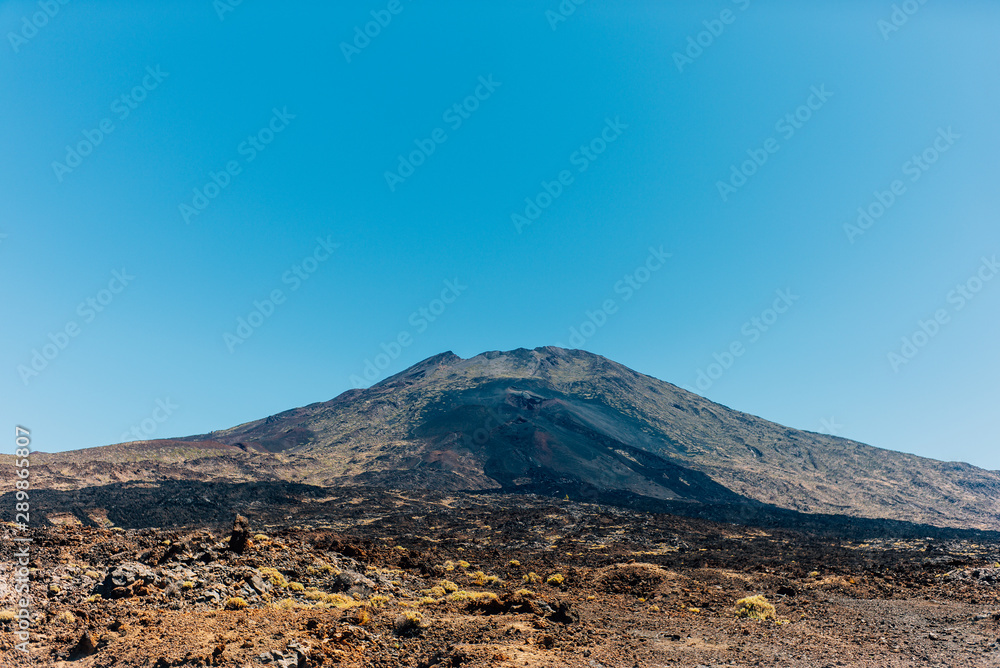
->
[9,347,1000,530]
[2,490,999,667]
[5,347,1000,666]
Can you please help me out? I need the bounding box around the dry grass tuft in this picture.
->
[259,567,288,588]
[735,595,776,621]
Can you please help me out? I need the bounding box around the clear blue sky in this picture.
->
[2,1,998,470]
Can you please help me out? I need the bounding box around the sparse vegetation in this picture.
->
[259,567,288,588]
[306,561,338,576]
[223,597,249,610]
[735,595,776,621]
[7,464,996,666]
[302,589,358,609]
[446,590,498,604]
[472,570,500,586]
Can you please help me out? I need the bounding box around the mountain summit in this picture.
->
[23,347,1000,529]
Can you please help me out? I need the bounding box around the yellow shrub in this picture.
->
[546,573,565,586]
[735,595,776,621]
[259,567,288,588]
[288,582,304,592]
[355,607,372,625]
[224,597,249,610]
[471,571,500,586]
[447,590,498,604]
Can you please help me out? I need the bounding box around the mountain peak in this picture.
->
[30,348,1000,530]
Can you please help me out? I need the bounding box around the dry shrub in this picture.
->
[223,597,249,610]
[259,567,288,588]
[735,595,776,621]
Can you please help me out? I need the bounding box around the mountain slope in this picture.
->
[181,346,999,529]
[19,347,1000,529]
